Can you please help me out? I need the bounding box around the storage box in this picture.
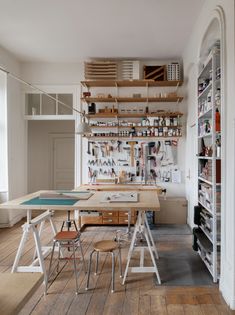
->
[154,197,187,224]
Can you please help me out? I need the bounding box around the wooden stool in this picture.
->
[86,240,122,293]
[45,231,86,295]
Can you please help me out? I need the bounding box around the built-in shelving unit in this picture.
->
[196,44,221,282]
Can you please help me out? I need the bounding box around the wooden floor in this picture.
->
[0,213,234,315]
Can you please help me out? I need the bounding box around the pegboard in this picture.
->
[86,139,181,184]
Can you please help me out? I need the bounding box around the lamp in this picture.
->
[76,116,92,135]
[0,66,91,136]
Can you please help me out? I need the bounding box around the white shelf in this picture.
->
[198,82,212,99]
[198,250,213,276]
[198,107,212,119]
[198,177,213,185]
[198,133,212,139]
[200,225,213,243]
[198,201,213,216]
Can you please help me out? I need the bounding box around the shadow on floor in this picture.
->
[152,224,214,286]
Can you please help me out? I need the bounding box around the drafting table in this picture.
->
[0,189,161,285]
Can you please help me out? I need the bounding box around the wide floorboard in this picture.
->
[0,213,234,315]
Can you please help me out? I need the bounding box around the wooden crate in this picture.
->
[85,61,118,80]
[144,65,166,81]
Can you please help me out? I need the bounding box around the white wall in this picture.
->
[183,0,235,308]
[0,45,27,227]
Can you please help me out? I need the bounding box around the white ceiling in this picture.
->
[0,0,205,62]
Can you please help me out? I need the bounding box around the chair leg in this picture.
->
[118,247,123,278]
[72,241,79,295]
[78,239,87,273]
[45,240,56,295]
[111,252,115,293]
[57,243,61,273]
[86,250,95,290]
[95,251,99,275]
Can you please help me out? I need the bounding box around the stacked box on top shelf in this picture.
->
[167,62,181,81]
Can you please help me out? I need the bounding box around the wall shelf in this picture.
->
[81,80,183,88]
[84,136,182,141]
[86,112,183,119]
[82,96,183,103]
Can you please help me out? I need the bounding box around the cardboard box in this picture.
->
[154,197,187,224]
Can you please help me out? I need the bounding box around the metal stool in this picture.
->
[45,231,86,295]
[86,240,122,293]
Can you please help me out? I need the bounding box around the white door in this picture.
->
[52,136,75,190]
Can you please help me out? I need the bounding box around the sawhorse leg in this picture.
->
[32,214,58,262]
[122,210,161,285]
[144,212,159,259]
[12,210,57,284]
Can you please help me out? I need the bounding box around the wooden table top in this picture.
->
[0,189,160,212]
[74,190,160,211]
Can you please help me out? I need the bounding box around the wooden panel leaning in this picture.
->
[0,273,43,315]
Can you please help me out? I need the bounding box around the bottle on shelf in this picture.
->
[216,138,221,158]
[207,90,212,106]
[215,108,220,132]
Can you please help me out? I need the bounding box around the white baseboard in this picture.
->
[220,273,235,310]
[0,213,26,228]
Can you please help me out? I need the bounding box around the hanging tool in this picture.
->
[171,139,178,164]
[126,141,138,167]
[91,142,95,156]
[87,141,91,155]
[156,141,161,154]
[117,140,122,152]
[136,160,140,176]
[148,142,155,155]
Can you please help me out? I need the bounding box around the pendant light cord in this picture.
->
[0,66,84,117]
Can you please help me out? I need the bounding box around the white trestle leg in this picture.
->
[11,209,58,284]
[122,210,161,285]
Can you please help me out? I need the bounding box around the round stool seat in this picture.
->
[55,231,80,241]
[93,240,118,252]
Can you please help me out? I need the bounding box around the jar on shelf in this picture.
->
[215,88,221,107]
[207,90,212,106]
[161,117,166,126]
[165,117,170,126]
[173,117,178,126]
[154,128,159,136]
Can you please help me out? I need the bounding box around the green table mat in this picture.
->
[21,197,79,206]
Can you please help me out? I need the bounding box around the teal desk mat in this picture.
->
[21,197,79,206]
